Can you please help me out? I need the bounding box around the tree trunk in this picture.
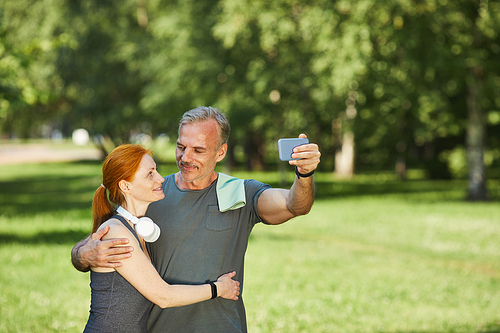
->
[335,131,354,178]
[395,155,406,180]
[244,130,265,171]
[466,69,488,201]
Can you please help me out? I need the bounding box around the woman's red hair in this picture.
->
[92,144,153,233]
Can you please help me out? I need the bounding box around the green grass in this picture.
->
[245,198,500,332]
[0,161,499,332]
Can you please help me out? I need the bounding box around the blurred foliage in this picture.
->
[0,0,499,178]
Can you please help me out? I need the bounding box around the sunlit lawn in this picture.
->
[0,161,499,332]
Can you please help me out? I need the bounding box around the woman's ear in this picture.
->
[118,179,131,194]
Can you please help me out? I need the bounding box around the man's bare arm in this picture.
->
[71,225,134,272]
[71,236,92,272]
[258,174,315,225]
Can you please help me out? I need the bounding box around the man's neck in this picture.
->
[175,171,219,190]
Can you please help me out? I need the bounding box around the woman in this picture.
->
[83,144,240,333]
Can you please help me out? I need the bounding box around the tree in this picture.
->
[0,0,68,138]
[307,0,499,201]
[2,0,499,197]
[56,0,151,151]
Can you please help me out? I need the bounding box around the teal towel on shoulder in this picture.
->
[216,173,246,212]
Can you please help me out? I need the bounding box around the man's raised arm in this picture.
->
[257,134,320,225]
[71,225,134,272]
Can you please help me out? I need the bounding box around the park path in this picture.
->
[0,142,101,165]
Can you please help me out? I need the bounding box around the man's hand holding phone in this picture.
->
[278,138,309,161]
[278,134,321,177]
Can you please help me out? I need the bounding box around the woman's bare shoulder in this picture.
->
[99,218,137,242]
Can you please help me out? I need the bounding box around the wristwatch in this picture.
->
[295,166,314,178]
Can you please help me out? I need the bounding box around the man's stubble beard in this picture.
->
[177,160,218,183]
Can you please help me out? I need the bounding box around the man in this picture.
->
[72,106,321,332]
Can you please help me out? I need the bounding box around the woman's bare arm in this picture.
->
[100,220,240,308]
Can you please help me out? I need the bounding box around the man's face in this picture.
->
[176,119,226,186]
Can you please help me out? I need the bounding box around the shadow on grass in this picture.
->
[0,174,97,217]
[0,230,89,245]
[252,179,476,202]
[1,162,499,220]
[477,322,500,333]
[381,331,500,333]
[313,179,500,202]
[384,322,500,333]
[0,161,180,218]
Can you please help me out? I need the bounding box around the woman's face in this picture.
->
[128,154,165,204]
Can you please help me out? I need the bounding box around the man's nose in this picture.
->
[181,149,193,162]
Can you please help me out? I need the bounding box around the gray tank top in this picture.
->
[83,215,152,333]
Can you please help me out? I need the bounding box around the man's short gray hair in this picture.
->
[179,106,230,146]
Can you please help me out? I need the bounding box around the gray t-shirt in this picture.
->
[145,174,270,333]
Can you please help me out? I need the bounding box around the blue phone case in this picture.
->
[278,138,309,161]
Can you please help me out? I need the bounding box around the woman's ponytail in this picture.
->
[91,185,114,233]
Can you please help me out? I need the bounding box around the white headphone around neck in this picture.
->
[116,206,161,243]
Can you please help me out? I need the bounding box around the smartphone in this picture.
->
[278,138,309,161]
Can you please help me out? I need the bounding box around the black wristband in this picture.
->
[295,166,314,178]
[209,281,217,299]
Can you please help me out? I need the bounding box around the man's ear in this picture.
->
[216,143,228,162]
[118,179,131,194]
